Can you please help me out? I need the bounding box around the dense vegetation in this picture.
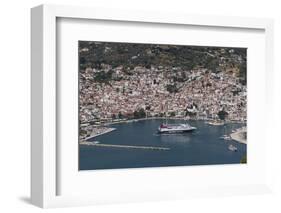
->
[79,41,247,84]
[133,108,146,119]
[218,110,229,120]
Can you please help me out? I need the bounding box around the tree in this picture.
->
[206,58,219,73]
[218,110,228,120]
[186,110,197,117]
[94,70,113,83]
[79,56,86,65]
[111,114,116,120]
[239,63,247,85]
[133,108,146,118]
[166,84,178,93]
[118,112,123,119]
[170,112,176,117]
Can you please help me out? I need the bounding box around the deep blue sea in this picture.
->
[79,119,246,170]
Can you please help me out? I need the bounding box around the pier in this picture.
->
[230,128,247,144]
[80,141,170,151]
[85,127,116,140]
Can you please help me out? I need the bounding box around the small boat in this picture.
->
[228,144,237,152]
[207,120,224,126]
[220,135,232,140]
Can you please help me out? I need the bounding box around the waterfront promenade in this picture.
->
[82,117,246,140]
[82,117,246,127]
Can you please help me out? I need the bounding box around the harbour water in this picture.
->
[79,119,246,170]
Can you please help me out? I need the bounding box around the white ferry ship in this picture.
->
[158,123,196,134]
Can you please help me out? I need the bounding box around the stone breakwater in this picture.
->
[79,141,170,151]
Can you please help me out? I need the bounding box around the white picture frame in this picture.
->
[31,4,274,208]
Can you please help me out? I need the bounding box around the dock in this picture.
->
[85,128,116,140]
[80,141,170,151]
[230,127,247,144]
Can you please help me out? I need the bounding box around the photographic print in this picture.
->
[79,41,247,170]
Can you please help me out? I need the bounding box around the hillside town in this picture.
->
[79,42,247,139]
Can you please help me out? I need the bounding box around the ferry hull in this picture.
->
[158,123,197,134]
[158,128,196,134]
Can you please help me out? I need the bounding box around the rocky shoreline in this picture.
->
[230,127,247,144]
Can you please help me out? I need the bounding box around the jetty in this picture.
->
[85,127,116,140]
[80,141,170,151]
[230,127,247,144]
